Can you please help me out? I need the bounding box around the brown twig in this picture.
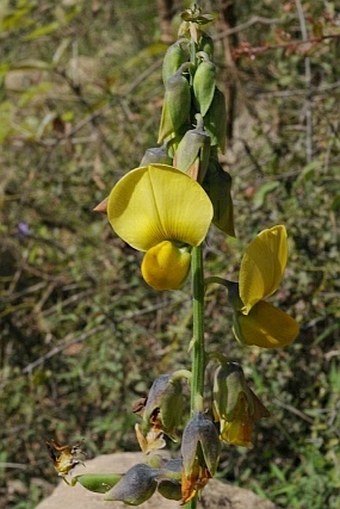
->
[231,34,339,59]
[295,0,313,163]
[273,398,314,424]
[250,79,340,98]
[214,15,281,40]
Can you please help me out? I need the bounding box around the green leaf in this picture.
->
[23,21,60,41]
[253,181,280,209]
[0,101,14,143]
[331,194,340,211]
[11,59,52,71]
[297,161,320,184]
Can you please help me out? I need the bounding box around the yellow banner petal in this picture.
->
[107,164,213,251]
[239,225,288,314]
[233,300,299,348]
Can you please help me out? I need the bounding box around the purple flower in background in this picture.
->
[17,222,30,237]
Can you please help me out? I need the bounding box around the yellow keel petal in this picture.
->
[141,241,191,291]
[233,300,299,348]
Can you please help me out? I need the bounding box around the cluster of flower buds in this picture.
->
[106,456,183,505]
[139,5,235,238]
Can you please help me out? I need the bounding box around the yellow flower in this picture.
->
[107,164,213,290]
[231,225,299,348]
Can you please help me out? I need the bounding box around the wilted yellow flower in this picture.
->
[218,390,268,448]
[231,225,299,348]
[181,412,220,503]
[213,363,269,448]
[107,164,213,290]
[46,439,85,479]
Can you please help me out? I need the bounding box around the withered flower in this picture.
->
[180,412,220,504]
[46,439,85,480]
[213,363,269,447]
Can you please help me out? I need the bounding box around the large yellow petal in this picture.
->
[239,225,288,314]
[141,241,191,290]
[107,164,213,251]
[233,300,299,348]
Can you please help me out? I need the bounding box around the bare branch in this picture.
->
[248,80,340,98]
[214,15,281,40]
[295,0,313,163]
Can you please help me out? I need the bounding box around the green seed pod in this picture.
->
[203,159,235,236]
[140,145,172,166]
[204,87,227,151]
[193,55,216,116]
[105,464,157,505]
[166,70,191,132]
[162,40,189,85]
[74,473,121,493]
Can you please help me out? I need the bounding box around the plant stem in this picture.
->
[190,245,206,414]
[183,245,206,509]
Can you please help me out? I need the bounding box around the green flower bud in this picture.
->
[157,480,182,500]
[157,458,182,496]
[157,98,174,144]
[173,119,210,181]
[140,145,172,166]
[158,65,191,144]
[203,159,235,236]
[166,69,191,131]
[181,412,220,477]
[74,473,121,493]
[199,34,214,59]
[105,464,157,505]
[162,40,189,85]
[144,374,183,438]
[203,87,227,151]
[193,54,216,116]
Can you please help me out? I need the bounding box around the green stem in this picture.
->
[183,246,205,509]
[190,245,205,414]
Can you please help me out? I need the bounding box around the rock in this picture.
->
[36,452,277,509]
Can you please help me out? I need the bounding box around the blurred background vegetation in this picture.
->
[0,1,339,508]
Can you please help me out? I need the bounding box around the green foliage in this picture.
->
[0,1,338,508]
